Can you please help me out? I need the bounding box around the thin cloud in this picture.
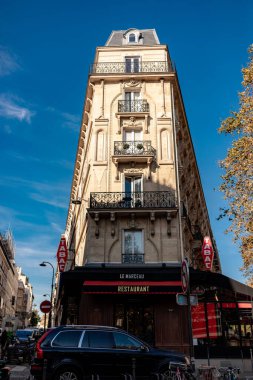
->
[0,94,35,123]
[0,46,20,76]
[30,193,68,209]
[46,107,80,131]
[0,176,69,209]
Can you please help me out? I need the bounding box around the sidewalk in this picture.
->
[9,365,31,380]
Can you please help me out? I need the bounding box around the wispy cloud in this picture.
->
[30,193,68,209]
[46,107,80,131]
[0,94,35,123]
[0,46,20,76]
[0,176,69,209]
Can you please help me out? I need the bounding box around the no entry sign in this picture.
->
[40,300,52,314]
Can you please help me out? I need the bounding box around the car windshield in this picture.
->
[16,330,33,338]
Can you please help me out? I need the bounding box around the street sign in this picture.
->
[181,258,189,294]
[176,293,198,306]
[40,300,52,314]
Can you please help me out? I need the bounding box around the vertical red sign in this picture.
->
[201,236,214,271]
[57,236,68,272]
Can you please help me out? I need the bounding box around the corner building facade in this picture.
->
[56,29,253,367]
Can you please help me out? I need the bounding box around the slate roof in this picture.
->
[106,29,160,46]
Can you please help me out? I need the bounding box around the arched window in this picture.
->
[96,131,105,161]
[161,130,173,161]
[129,33,136,43]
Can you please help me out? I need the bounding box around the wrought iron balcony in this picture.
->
[89,191,176,209]
[90,61,170,74]
[118,100,149,113]
[114,141,154,156]
[122,253,144,264]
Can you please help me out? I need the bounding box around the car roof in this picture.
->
[60,325,121,331]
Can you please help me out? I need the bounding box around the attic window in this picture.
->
[129,33,136,43]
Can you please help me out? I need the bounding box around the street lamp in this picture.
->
[39,261,55,328]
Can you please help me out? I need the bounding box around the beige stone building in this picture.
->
[0,232,34,330]
[55,29,253,366]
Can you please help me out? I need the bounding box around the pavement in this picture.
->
[4,363,253,380]
[6,364,32,380]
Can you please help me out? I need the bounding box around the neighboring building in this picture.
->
[55,29,253,369]
[16,267,34,328]
[0,231,33,330]
[0,230,19,331]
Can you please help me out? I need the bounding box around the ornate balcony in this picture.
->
[89,191,177,210]
[122,253,144,264]
[118,100,149,113]
[90,61,170,74]
[114,140,154,156]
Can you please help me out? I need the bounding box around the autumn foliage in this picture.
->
[218,44,253,281]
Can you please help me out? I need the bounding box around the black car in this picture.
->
[30,325,193,380]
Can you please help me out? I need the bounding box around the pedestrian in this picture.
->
[0,329,8,359]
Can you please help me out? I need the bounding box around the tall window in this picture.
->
[124,176,142,207]
[125,57,140,73]
[123,230,143,254]
[125,91,141,112]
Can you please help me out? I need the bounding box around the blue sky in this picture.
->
[0,0,252,311]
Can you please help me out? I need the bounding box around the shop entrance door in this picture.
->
[114,302,154,345]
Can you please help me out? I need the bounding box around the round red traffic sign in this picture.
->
[181,258,189,294]
[40,300,52,314]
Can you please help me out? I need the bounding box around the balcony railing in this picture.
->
[122,253,144,264]
[118,100,149,113]
[90,61,170,74]
[90,191,176,209]
[114,141,154,156]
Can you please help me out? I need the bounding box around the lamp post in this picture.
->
[39,261,55,328]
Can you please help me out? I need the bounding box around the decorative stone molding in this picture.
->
[123,168,144,174]
[94,213,100,238]
[127,213,139,229]
[122,116,142,129]
[123,80,142,88]
[150,212,155,236]
[167,213,172,236]
[110,212,116,237]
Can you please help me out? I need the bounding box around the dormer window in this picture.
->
[123,29,143,45]
[129,33,136,43]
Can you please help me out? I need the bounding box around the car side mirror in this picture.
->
[140,345,148,352]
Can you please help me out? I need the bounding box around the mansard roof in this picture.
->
[105,28,160,46]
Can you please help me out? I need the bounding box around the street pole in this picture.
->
[39,261,55,328]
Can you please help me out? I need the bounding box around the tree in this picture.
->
[30,309,41,327]
[218,44,253,282]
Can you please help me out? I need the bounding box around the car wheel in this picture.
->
[160,369,177,380]
[54,367,81,380]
